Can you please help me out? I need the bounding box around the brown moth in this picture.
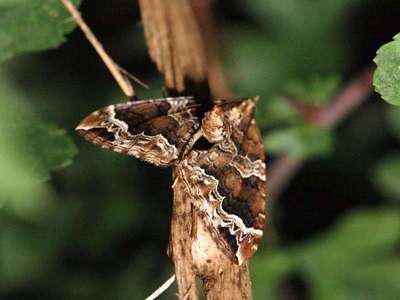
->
[76,96,266,265]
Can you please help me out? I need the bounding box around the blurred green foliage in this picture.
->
[0,0,399,300]
[252,210,400,299]
[373,154,400,202]
[372,106,400,203]
[263,125,334,160]
[0,72,77,219]
[386,104,400,139]
[225,0,353,160]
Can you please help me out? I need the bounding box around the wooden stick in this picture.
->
[61,0,135,98]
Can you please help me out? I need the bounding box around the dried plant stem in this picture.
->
[138,0,208,92]
[61,0,135,98]
[267,66,375,201]
[145,275,176,300]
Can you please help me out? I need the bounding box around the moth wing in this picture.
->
[179,97,266,264]
[76,97,200,167]
[216,97,266,263]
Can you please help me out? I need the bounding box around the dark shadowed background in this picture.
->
[0,0,399,299]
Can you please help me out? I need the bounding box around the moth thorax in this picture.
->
[228,107,242,127]
[202,106,226,142]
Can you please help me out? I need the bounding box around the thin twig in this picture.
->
[145,275,176,300]
[267,66,375,201]
[117,65,150,90]
[61,0,135,98]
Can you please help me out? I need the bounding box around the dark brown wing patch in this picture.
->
[76,97,200,167]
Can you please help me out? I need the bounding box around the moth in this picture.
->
[76,96,266,265]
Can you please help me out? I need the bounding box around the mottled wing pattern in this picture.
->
[76,97,200,167]
[77,95,266,264]
[177,97,266,264]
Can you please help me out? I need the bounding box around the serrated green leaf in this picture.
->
[263,125,334,160]
[3,119,78,182]
[372,154,400,202]
[373,33,400,105]
[0,0,80,62]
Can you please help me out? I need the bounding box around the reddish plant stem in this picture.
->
[316,66,375,128]
[266,155,303,201]
[267,66,375,201]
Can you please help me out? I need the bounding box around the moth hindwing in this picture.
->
[76,96,266,264]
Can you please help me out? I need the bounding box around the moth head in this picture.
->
[201,106,227,143]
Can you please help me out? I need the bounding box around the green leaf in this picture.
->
[372,154,400,202]
[0,0,80,62]
[4,119,78,181]
[263,125,334,160]
[373,33,400,105]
